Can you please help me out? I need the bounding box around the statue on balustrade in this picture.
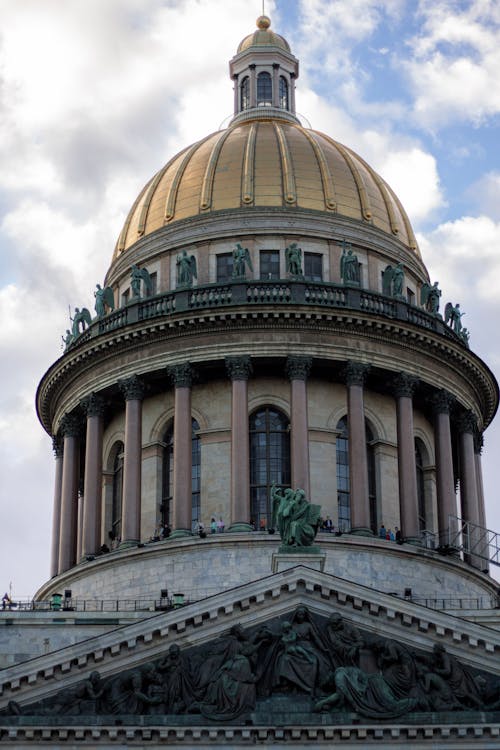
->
[340,241,360,285]
[94,284,115,317]
[285,243,303,277]
[444,302,466,335]
[232,243,253,279]
[271,486,321,548]
[176,250,197,287]
[382,263,405,299]
[61,328,73,351]
[420,281,441,314]
[130,264,153,299]
[70,306,92,339]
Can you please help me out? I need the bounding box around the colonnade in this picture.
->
[50,358,487,576]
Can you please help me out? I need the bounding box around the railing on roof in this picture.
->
[444,516,500,567]
[62,279,465,353]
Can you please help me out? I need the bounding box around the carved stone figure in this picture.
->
[199,651,257,720]
[420,281,441,314]
[430,644,482,709]
[94,284,115,317]
[70,307,92,339]
[130,265,153,299]
[271,486,321,547]
[382,263,404,298]
[325,613,364,668]
[158,644,198,713]
[232,243,253,278]
[444,302,465,334]
[285,243,303,276]
[270,608,327,697]
[340,241,360,285]
[314,666,418,718]
[176,250,197,287]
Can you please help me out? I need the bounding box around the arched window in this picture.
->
[240,76,250,111]
[111,442,124,544]
[336,417,378,533]
[250,407,290,529]
[279,76,289,109]
[162,419,200,531]
[415,439,427,533]
[257,72,272,107]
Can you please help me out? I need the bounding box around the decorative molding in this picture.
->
[80,392,106,418]
[392,372,419,398]
[118,375,145,402]
[343,360,370,387]
[168,362,194,388]
[225,355,252,381]
[285,355,312,381]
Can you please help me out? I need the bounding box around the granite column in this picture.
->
[119,376,145,547]
[226,356,253,531]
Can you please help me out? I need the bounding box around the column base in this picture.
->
[350,527,374,537]
[404,536,422,547]
[169,529,193,540]
[227,522,254,532]
[118,540,140,550]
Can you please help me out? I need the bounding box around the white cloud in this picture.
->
[403,0,500,127]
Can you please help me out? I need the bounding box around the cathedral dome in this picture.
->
[114,119,419,261]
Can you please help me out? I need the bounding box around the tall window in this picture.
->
[240,76,250,111]
[216,253,233,282]
[250,407,290,529]
[111,442,124,543]
[260,249,280,279]
[257,72,272,107]
[162,419,200,530]
[336,418,350,532]
[279,76,289,109]
[415,439,426,533]
[304,253,323,282]
[336,417,378,533]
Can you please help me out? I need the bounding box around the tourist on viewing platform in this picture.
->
[379,525,386,539]
[217,517,225,533]
[210,518,217,534]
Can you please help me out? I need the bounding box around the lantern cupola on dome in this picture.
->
[230,15,299,125]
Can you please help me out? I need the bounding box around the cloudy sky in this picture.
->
[1,0,499,597]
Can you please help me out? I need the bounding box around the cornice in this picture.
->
[37,304,498,436]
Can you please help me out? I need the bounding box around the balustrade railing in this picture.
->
[66,279,461,352]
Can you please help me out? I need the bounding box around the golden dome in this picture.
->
[114,119,418,260]
[237,16,291,53]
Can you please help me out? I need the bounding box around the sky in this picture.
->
[0,0,499,597]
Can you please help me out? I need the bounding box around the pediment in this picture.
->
[1,566,499,742]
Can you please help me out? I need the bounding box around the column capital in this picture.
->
[343,360,370,387]
[430,389,455,415]
[286,355,312,381]
[52,435,63,458]
[392,372,419,398]
[80,392,106,418]
[474,430,484,455]
[457,409,477,435]
[60,413,82,439]
[119,375,145,401]
[168,362,195,388]
[226,355,252,381]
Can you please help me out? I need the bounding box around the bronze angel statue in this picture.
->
[94,284,115,317]
[130,265,153,299]
[271,486,321,548]
[444,302,465,334]
[285,243,303,277]
[176,250,197,287]
[232,244,253,279]
[420,281,441,314]
[70,307,92,339]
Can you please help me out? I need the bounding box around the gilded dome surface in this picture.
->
[114,119,419,260]
[237,15,290,52]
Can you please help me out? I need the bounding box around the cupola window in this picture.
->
[336,417,378,533]
[111,443,124,545]
[240,76,250,111]
[162,419,201,531]
[257,72,272,107]
[279,76,289,109]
